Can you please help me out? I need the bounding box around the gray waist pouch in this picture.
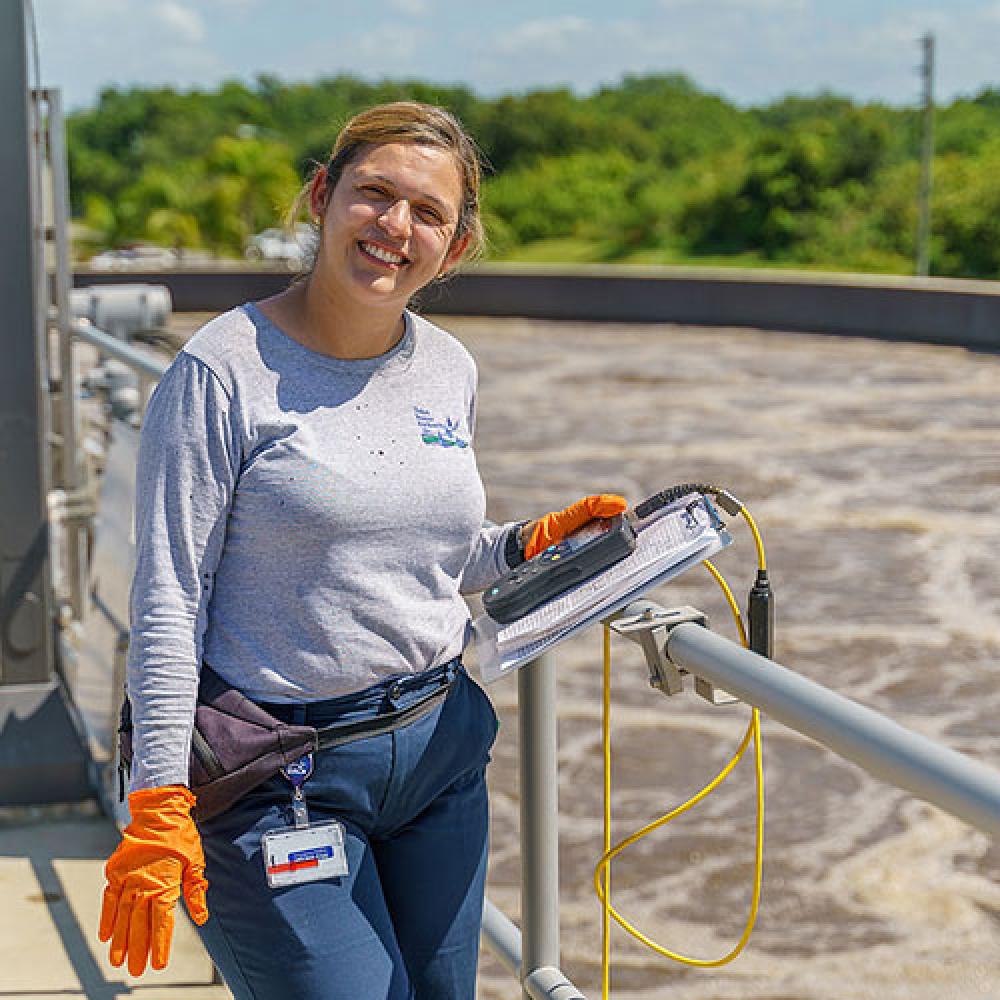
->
[117,662,455,823]
[117,663,317,823]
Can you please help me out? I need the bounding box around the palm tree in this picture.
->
[201,136,301,256]
[128,165,204,256]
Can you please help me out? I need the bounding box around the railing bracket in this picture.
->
[608,601,738,704]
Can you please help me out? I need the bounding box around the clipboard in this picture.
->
[473,494,732,683]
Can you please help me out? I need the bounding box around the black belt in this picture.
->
[299,675,455,752]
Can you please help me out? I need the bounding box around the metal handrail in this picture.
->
[72,318,169,379]
[666,621,1000,836]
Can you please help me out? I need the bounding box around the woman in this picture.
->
[98,101,625,999]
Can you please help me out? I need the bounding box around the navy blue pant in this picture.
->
[194,662,497,1000]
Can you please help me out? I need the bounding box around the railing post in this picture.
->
[518,651,561,997]
[47,89,89,623]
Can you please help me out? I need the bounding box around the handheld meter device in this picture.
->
[483,513,638,625]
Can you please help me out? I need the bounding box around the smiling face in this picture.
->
[309,141,469,313]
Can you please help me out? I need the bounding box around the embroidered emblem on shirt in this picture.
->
[413,406,469,448]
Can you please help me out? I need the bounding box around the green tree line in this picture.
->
[67,73,1000,278]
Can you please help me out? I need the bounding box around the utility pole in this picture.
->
[916,32,935,277]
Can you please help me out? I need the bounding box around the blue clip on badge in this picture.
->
[282,753,314,829]
[282,753,314,787]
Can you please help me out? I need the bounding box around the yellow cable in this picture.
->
[741,507,767,572]
[596,506,766,986]
[602,622,612,1000]
[703,558,748,648]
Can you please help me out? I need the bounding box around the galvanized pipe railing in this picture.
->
[666,621,1000,836]
[46,89,90,624]
[63,320,165,804]
[72,317,170,380]
[515,652,587,1000]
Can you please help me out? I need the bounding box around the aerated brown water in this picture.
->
[443,317,1000,1000]
[168,313,1000,999]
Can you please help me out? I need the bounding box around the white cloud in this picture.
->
[74,0,130,16]
[297,22,432,79]
[800,6,1000,104]
[388,0,431,16]
[658,0,808,12]
[458,2,1000,107]
[494,16,592,56]
[153,2,205,44]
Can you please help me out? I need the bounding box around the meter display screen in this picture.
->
[484,513,637,624]
[555,519,609,553]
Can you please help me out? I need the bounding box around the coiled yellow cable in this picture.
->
[596,505,766,995]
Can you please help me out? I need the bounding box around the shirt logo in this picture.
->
[413,406,469,448]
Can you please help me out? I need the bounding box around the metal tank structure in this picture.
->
[0,0,91,805]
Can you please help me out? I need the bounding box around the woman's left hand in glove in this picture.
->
[522,494,628,560]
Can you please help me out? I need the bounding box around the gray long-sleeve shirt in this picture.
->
[127,303,514,789]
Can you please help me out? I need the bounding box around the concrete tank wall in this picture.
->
[74,264,1000,350]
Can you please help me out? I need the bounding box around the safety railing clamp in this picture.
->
[608,601,738,705]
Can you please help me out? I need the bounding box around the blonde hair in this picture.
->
[291,101,484,265]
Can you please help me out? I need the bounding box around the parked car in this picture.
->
[88,244,178,271]
[245,225,311,269]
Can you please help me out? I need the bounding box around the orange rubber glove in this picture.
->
[523,493,628,560]
[99,785,209,976]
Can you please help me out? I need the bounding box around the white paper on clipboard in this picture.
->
[473,494,732,684]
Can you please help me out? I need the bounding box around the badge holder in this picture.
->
[261,754,350,888]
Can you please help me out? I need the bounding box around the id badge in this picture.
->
[262,821,349,888]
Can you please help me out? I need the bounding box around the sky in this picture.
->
[30,0,1000,113]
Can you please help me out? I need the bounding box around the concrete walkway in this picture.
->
[0,802,229,999]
